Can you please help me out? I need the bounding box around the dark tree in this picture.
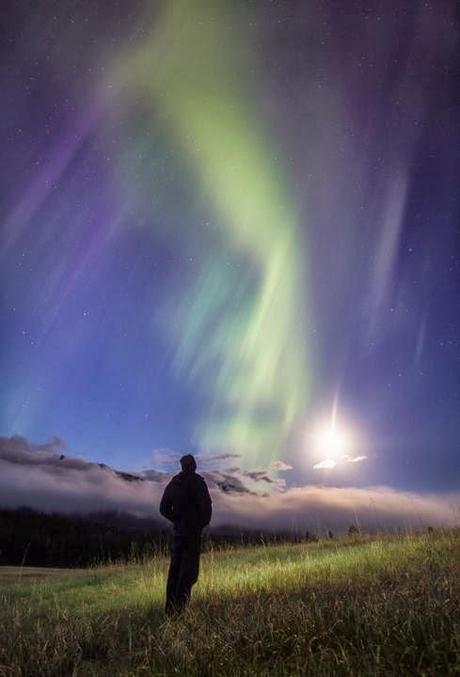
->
[348,524,360,537]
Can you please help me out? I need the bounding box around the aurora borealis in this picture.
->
[1,1,459,491]
[114,1,309,463]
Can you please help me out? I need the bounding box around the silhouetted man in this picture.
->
[160,454,212,614]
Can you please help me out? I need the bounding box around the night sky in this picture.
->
[1,0,459,494]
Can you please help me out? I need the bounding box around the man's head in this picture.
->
[180,454,197,473]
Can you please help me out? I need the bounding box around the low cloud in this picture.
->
[1,436,459,533]
[0,436,154,517]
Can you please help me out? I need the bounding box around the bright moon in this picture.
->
[310,418,358,469]
[314,426,351,461]
[309,414,367,470]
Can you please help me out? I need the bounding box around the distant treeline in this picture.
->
[0,508,169,567]
[0,508,331,568]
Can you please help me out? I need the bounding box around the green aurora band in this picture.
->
[115,1,311,466]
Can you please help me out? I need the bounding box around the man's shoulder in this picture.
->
[168,471,208,490]
[194,473,209,487]
[168,471,205,484]
[164,473,183,491]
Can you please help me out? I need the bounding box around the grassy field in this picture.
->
[1,530,459,676]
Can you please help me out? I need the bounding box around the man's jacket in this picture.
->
[160,471,212,535]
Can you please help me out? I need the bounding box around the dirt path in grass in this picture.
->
[0,566,86,585]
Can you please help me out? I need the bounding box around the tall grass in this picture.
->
[1,530,459,676]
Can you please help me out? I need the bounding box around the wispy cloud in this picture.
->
[204,453,241,462]
[313,459,337,469]
[313,455,368,469]
[148,448,184,471]
[270,460,293,471]
[148,449,242,473]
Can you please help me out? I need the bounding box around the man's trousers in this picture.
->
[165,532,201,613]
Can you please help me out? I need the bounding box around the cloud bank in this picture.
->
[1,436,458,533]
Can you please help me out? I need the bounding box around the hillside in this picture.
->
[1,530,459,676]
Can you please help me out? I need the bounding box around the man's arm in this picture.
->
[196,479,212,528]
[159,482,175,522]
